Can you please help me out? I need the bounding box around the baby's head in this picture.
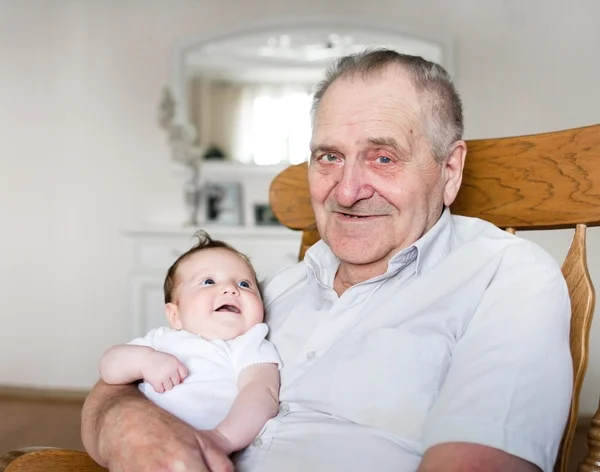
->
[163,231,264,340]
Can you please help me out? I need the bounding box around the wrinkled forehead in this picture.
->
[313,70,425,144]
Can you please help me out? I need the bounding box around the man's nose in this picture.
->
[334,160,375,207]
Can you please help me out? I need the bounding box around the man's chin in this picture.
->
[328,239,390,266]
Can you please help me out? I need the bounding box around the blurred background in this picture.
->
[0,0,599,467]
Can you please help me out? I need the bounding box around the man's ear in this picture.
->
[442,140,467,207]
[165,303,182,330]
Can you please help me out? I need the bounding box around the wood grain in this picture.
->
[580,413,600,472]
[556,225,596,472]
[269,161,312,231]
[0,448,106,472]
[453,124,600,229]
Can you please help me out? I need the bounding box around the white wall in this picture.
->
[1,0,599,413]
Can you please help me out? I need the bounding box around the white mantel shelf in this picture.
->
[200,161,292,175]
[171,160,295,179]
[122,224,302,239]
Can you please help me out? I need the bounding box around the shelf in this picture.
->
[171,160,297,179]
[122,224,302,239]
[202,161,293,176]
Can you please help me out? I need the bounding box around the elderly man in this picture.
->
[81,50,572,472]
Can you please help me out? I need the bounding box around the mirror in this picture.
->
[160,24,451,167]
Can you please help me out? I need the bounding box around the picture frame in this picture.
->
[253,203,282,226]
[203,181,244,226]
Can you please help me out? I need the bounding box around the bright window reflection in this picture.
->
[191,79,314,165]
[250,90,312,166]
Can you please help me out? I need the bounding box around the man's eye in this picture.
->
[376,156,392,164]
[238,280,251,289]
[322,153,338,162]
[201,278,215,285]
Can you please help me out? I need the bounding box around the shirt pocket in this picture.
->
[328,328,450,441]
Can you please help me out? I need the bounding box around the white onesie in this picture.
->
[128,323,282,430]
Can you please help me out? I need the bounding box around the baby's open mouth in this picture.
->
[216,304,241,314]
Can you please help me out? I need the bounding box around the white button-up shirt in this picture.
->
[234,209,572,472]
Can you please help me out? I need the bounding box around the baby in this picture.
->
[99,231,281,454]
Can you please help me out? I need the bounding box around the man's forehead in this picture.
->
[323,68,419,103]
[312,98,422,147]
[314,73,422,130]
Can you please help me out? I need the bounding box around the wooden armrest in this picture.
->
[0,447,106,472]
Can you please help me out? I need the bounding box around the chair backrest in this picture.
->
[0,448,106,472]
[269,123,600,472]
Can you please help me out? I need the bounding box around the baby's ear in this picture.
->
[165,303,182,330]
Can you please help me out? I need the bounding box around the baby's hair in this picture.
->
[163,230,259,304]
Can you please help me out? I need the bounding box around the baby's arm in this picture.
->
[212,363,280,454]
[100,345,188,393]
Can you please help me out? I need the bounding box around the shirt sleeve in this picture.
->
[229,323,283,377]
[422,249,573,472]
[126,327,167,348]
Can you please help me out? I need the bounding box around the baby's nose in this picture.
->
[222,284,238,294]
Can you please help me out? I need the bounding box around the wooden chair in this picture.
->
[269,123,600,472]
[0,448,106,472]
[1,123,599,471]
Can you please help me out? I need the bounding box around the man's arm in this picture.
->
[81,380,233,471]
[422,251,572,472]
[212,363,280,454]
[418,443,540,472]
[81,380,141,464]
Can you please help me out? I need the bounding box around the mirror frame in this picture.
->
[160,19,456,164]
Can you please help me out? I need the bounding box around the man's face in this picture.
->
[165,248,264,340]
[309,68,463,268]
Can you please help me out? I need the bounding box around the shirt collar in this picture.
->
[410,207,454,276]
[304,207,455,287]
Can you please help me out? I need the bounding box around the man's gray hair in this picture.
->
[311,48,464,163]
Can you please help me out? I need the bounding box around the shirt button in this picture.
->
[279,402,290,414]
[252,438,263,447]
[306,351,316,359]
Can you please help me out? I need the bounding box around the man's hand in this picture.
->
[203,429,235,456]
[141,351,188,393]
[81,381,233,472]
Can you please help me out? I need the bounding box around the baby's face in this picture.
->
[166,248,264,340]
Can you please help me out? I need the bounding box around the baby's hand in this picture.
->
[141,350,188,393]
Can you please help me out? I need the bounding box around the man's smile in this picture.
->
[335,211,386,220]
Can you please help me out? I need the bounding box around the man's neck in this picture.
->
[333,260,388,296]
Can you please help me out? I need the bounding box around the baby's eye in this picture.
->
[376,156,392,164]
[201,278,215,285]
[238,280,251,289]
